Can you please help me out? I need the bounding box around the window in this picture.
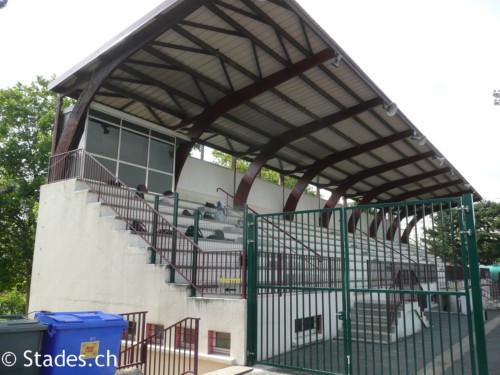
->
[146,323,164,346]
[208,331,230,356]
[176,327,196,350]
[85,108,176,193]
[124,320,137,341]
[117,163,147,188]
[86,119,119,159]
[295,315,322,334]
[149,139,174,173]
[119,129,149,166]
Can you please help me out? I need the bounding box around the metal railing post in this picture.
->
[169,192,179,283]
[151,195,159,264]
[193,318,200,375]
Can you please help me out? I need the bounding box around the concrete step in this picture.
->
[204,366,254,375]
[116,369,143,375]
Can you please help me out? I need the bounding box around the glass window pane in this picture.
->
[149,139,174,173]
[120,129,149,166]
[215,332,230,349]
[86,119,119,159]
[94,157,117,176]
[88,109,120,125]
[148,170,172,194]
[123,120,149,135]
[118,163,147,189]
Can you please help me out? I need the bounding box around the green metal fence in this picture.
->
[247,195,488,375]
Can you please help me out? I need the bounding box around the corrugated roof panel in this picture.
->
[250,92,313,126]
[47,0,481,201]
[292,130,352,154]
[213,120,270,148]
[226,106,288,138]
[301,68,361,107]
[276,77,342,119]
[277,147,317,167]
[222,8,300,64]
[333,67,379,99]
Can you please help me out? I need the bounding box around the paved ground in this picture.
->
[252,310,500,375]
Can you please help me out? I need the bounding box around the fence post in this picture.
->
[246,213,257,366]
[190,209,200,297]
[241,205,248,299]
[151,195,159,264]
[340,206,352,375]
[193,318,200,375]
[463,194,488,375]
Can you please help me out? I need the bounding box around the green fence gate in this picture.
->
[247,195,488,375]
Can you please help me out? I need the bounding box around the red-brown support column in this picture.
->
[233,98,383,206]
[174,48,335,187]
[283,129,413,216]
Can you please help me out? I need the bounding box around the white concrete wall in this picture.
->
[29,179,247,365]
[178,157,326,214]
[177,157,396,237]
[257,291,343,360]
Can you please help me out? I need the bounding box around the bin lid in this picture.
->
[0,315,47,333]
[35,311,127,331]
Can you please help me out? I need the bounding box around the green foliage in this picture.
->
[0,77,61,293]
[210,150,316,195]
[424,201,500,265]
[0,288,26,315]
[211,149,249,173]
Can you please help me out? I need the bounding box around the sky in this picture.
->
[1,0,499,201]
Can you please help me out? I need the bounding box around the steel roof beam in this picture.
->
[365,168,451,236]
[174,48,335,186]
[348,180,464,234]
[318,151,436,226]
[283,129,413,214]
[233,97,383,205]
[54,0,209,154]
[379,196,464,243]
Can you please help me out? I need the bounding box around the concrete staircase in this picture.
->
[349,297,395,344]
[341,294,429,344]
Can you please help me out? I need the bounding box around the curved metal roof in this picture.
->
[50,0,481,205]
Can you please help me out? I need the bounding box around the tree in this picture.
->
[0,77,65,297]
[424,201,500,266]
[210,149,316,195]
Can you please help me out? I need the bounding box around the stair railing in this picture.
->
[118,311,148,369]
[217,186,321,257]
[387,268,425,330]
[48,150,246,298]
[216,187,330,290]
[117,317,200,375]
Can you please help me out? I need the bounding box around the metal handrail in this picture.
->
[119,311,148,369]
[48,150,246,298]
[117,317,200,375]
[387,269,425,330]
[217,186,321,258]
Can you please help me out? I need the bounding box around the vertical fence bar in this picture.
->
[151,195,159,264]
[340,206,351,375]
[169,192,179,284]
[463,194,489,375]
[190,209,200,297]
[246,213,257,366]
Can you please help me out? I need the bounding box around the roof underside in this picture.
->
[50,0,481,203]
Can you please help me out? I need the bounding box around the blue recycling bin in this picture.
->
[35,311,127,375]
[0,315,47,374]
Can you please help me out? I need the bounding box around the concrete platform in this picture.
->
[204,366,254,375]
